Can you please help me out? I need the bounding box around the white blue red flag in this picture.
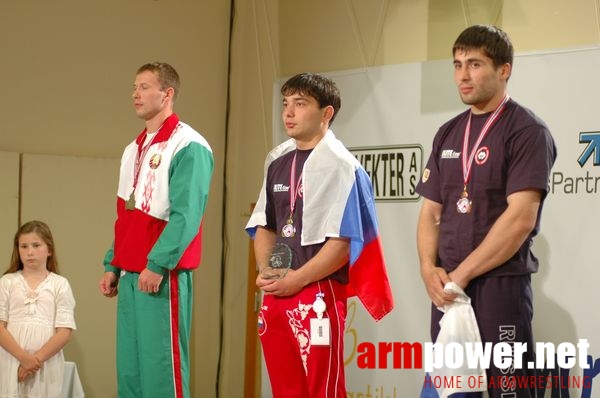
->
[246,130,394,321]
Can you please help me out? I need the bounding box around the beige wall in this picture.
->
[20,154,119,396]
[0,1,229,397]
[0,153,19,257]
[2,1,600,397]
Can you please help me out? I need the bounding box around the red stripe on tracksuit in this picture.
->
[170,273,183,398]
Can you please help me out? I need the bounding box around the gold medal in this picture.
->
[125,192,136,211]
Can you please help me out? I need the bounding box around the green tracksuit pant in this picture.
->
[116,270,192,398]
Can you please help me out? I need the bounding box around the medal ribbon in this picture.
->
[132,129,160,192]
[288,152,304,219]
[461,95,510,187]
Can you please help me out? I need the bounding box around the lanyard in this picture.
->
[133,130,159,190]
[461,95,510,187]
[288,151,304,218]
[281,151,303,237]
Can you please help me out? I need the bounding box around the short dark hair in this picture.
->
[137,62,181,100]
[452,25,513,68]
[281,73,341,125]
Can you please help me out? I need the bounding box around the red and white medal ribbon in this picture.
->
[282,152,303,237]
[458,95,510,213]
[126,128,161,211]
[133,132,157,190]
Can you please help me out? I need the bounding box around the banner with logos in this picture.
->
[264,47,600,397]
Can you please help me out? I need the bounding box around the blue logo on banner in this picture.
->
[578,132,600,167]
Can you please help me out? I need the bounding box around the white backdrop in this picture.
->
[264,46,600,397]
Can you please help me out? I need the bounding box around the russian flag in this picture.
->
[339,166,394,321]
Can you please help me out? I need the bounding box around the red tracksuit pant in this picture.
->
[258,279,347,398]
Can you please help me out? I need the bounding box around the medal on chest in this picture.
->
[458,95,509,214]
[456,186,472,214]
[281,217,296,238]
[125,192,136,211]
[127,130,160,211]
[282,152,303,238]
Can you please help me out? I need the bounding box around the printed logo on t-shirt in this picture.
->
[422,168,430,183]
[441,149,461,159]
[475,147,490,165]
[273,184,290,193]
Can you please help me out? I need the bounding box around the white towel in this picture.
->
[430,282,487,398]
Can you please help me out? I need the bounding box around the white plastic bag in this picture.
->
[428,282,487,398]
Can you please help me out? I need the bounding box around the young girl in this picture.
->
[0,220,77,397]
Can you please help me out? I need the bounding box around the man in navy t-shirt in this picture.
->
[416,25,556,398]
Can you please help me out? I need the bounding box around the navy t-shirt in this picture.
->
[264,149,349,284]
[416,99,557,276]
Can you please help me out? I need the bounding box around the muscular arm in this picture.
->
[291,237,349,287]
[254,226,277,274]
[417,198,453,307]
[450,189,542,288]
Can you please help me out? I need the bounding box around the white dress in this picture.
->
[0,271,76,398]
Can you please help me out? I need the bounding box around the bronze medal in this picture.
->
[456,189,472,214]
